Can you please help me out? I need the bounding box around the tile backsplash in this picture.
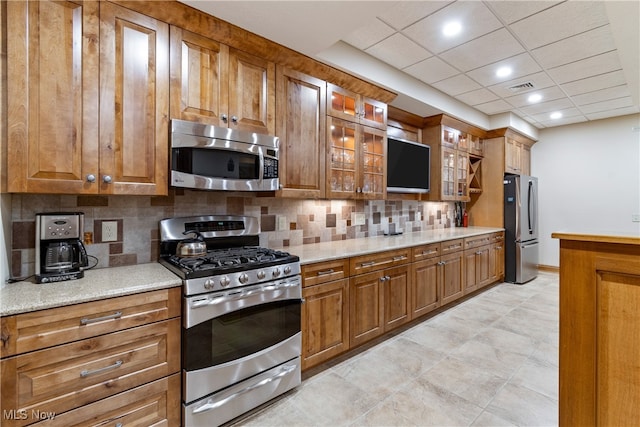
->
[9,190,454,278]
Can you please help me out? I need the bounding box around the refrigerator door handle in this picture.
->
[528,180,533,234]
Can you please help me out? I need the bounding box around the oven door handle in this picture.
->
[191,363,297,414]
[191,282,298,309]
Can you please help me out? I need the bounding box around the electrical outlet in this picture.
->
[102,221,118,242]
[353,212,366,226]
[277,216,287,231]
[632,214,640,223]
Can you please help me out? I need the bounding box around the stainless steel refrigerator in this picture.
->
[504,174,539,284]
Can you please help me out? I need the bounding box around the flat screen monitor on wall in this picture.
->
[386,137,430,194]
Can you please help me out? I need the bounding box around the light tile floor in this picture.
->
[237,272,559,427]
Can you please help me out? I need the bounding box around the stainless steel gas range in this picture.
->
[159,215,302,427]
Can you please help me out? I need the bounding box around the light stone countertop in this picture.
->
[1,263,181,316]
[2,227,503,316]
[272,226,504,265]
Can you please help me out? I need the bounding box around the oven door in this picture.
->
[183,277,302,404]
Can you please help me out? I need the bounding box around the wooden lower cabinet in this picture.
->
[383,265,411,330]
[31,374,181,427]
[463,245,491,294]
[553,233,640,426]
[0,288,181,427]
[411,258,440,318]
[301,278,349,370]
[490,233,505,282]
[440,250,465,305]
[350,271,385,347]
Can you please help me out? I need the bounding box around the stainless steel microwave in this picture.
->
[170,119,279,192]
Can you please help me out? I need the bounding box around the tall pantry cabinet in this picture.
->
[6,1,169,195]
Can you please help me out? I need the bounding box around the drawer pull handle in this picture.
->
[317,269,335,276]
[80,311,123,325]
[80,360,123,378]
[393,256,407,261]
[116,424,123,427]
[422,250,437,256]
[361,261,376,267]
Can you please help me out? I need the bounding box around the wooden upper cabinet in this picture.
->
[169,27,274,135]
[169,27,228,127]
[327,118,386,200]
[99,2,169,195]
[7,0,100,194]
[327,83,387,129]
[228,48,275,134]
[275,67,326,198]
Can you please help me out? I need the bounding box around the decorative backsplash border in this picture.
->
[9,190,454,279]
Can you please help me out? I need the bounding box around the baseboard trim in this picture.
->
[537,264,559,273]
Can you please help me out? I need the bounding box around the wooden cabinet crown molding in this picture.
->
[423,114,487,139]
[109,0,396,104]
[484,127,537,146]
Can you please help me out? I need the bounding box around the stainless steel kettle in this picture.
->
[176,231,207,257]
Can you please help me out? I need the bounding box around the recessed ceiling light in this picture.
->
[442,21,462,37]
[528,94,542,103]
[496,66,512,78]
[550,112,563,120]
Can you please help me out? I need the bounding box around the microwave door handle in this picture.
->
[258,148,265,184]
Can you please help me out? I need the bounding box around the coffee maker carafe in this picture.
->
[36,212,89,283]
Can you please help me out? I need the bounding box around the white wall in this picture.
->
[532,114,640,267]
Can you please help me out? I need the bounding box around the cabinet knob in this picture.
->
[102,175,112,184]
[86,174,96,183]
[221,114,228,122]
[231,115,238,123]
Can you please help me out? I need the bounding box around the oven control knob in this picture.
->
[204,279,215,290]
[257,271,266,280]
[220,276,231,287]
[239,273,249,284]
[284,266,292,275]
[272,268,281,278]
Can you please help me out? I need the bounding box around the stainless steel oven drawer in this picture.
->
[183,356,301,427]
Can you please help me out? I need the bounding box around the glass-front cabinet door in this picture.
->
[328,84,358,123]
[441,147,457,201]
[359,126,386,199]
[360,98,387,130]
[328,118,357,198]
[456,151,470,201]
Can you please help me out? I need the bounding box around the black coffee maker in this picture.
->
[35,212,89,283]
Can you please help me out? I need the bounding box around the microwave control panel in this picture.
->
[263,158,279,179]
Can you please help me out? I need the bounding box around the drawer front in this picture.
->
[1,287,181,357]
[32,374,181,427]
[412,243,441,261]
[302,259,349,287]
[491,231,505,244]
[464,234,491,250]
[350,248,411,276]
[0,319,180,426]
[441,239,464,254]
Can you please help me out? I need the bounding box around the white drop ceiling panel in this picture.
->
[505,86,566,108]
[439,28,525,72]
[572,85,631,106]
[578,97,634,114]
[466,52,542,87]
[531,107,584,123]
[431,73,482,96]
[380,1,453,31]
[402,1,502,54]
[509,1,608,49]
[546,50,622,84]
[404,56,459,84]
[519,98,575,116]
[474,99,514,115]
[487,71,556,98]
[537,115,588,127]
[561,70,627,96]
[365,33,432,69]
[183,0,640,130]
[455,88,499,106]
[485,1,562,25]
[532,25,617,69]
[342,18,396,50]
